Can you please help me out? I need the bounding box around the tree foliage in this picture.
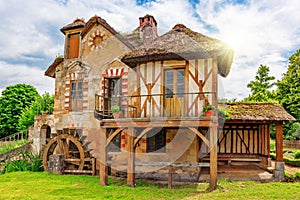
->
[276,49,300,139]
[276,49,300,120]
[18,93,54,132]
[0,84,39,137]
[244,64,275,102]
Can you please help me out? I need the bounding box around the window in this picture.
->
[67,33,80,59]
[107,130,121,152]
[71,81,83,111]
[103,78,122,111]
[146,128,166,153]
[164,68,185,98]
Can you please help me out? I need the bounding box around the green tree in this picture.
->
[18,93,54,132]
[244,64,276,102]
[276,49,300,139]
[0,84,39,137]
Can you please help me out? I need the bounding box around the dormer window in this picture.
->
[67,33,80,59]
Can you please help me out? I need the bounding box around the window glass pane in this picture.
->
[77,82,83,100]
[177,70,184,84]
[147,129,166,153]
[165,86,173,98]
[177,85,184,97]
[71,83,76,99]
[165,71,173,85]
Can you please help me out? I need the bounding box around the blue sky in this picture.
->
[0,0,299,99]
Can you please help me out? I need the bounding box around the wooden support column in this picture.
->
[275,123,283,162]
[168,166,173,189]
[127,127,136,187]
[209,123,218,191]
[209,57,218,191]
[100,128,108,185]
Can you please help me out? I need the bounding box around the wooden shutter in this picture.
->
[68,33,79,59]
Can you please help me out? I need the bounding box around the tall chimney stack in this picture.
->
[138,14,158,46]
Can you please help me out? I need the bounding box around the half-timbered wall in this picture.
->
[218,124,269,156]
[135,58,214,118]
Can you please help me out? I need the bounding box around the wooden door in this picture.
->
[104,78,121,110]
[164,68,185,117]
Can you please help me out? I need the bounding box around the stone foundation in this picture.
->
[273,161,285,180]
[47,154,65,174]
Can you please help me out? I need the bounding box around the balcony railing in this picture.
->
[95,92,216,120]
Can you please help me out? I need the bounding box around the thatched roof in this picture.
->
[122,24,234,77]
[45,57,63,78]
[225,102,295,122]
[60,18,86,34]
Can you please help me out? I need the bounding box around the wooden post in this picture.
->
[209,123,218,191]
[209,57,218,191]
[99,128,108,185]
[275,123,283,162]
[168,166,173,189]
[127,127,135,187]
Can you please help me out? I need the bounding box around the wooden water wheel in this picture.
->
[42,133,90,173]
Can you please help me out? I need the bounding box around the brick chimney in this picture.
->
[138,14,158,46]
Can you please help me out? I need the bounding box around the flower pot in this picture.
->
[204,110,213,116]
[113,112,121,119]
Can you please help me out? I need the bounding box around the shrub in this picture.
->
[5,160,27,173]
[294,151,300,159]
[283,157,300,167]
[270,152,276,160]
[2,150,43,174]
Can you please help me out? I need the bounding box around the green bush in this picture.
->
[2,150,43,174]
[270,152,276,160]
[295,171,300,178]
[283,157,300,167]
[5,160,28,173]
[294,151,300,159]
[18,92,54,132]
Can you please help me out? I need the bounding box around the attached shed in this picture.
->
[208,102,295,179]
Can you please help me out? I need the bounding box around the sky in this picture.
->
[0,0,299,100]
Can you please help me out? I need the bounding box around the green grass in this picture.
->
[0,172,300,200]
[0,139,28,154]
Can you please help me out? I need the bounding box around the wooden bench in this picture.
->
[135,162,210,188]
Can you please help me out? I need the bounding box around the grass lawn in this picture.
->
[0,172,299,199]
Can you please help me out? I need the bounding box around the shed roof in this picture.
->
[44,57,63,78]
[60,18,86,34]
[225,102,295,122]
[122,24,234,77]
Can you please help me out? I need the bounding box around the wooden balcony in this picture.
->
[95,92,217,128]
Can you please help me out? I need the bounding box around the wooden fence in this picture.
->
[283,140,300,149]
[0,132,28,144]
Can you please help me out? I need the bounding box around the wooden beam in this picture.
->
[168,166,173,189]
[127,127,136,187]
[99,128,108,185]
[134,127,152,147]
[209,123,218,191]
[106,128,124,147]
[275,123,283,162]
[189,128,210,148]
[101,118,214,128]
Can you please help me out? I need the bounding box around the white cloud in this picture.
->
[0,61,54,95]
[196,0,300,99]
[0,0,300,100]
